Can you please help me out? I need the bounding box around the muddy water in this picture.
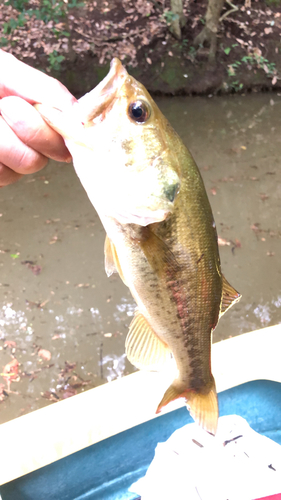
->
[0,93,280,424]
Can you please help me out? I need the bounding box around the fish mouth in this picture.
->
[78,58,128,124]
[35,58,128,144]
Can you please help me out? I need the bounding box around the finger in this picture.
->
[0,116,48,175]
[0,163,22,186]
[0,50,77,109]
[0,96,72,162]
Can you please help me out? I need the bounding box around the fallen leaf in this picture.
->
[210,188,217,195]
[52,334,62,340]
[146,57,152,64]
[0,384,7,402]
[4,340,17,350]
[49,235,58,244]
[259,193,269,201]
[41,391,60,401]
[60,387,77,399]
[1,359,20,387]
[234,239,242,248]
[218,237,231,246]
[267,251,275,256]
[21,261,42,275]
[38,349,52,361]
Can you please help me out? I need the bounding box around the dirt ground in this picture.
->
[1,0,281,95]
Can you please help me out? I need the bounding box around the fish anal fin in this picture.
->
[104,235,128,286]
[220,274,241,317]
[125,311,171,371]
[157,378,218,435]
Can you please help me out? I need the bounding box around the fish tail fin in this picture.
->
[156,377,218,435]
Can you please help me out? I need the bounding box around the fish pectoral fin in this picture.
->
[125,311,171,371]
[140,229,180,277]
[104,235,128,286]
[220,274,241,317]
[104,235,116,277]
[156,377,218,435]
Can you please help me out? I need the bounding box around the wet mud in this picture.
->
[0,93,280,423]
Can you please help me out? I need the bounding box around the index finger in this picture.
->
[0,50,77,109]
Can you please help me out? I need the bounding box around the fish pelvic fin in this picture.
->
[125,311,171,371]
[156,378,218,435]
[220,274,241,317]
[104,235,128,286]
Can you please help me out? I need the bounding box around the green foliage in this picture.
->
[48,50,65,71]
[3,12,27,34]
[241,54,276,76]
[230,81,243,92]
[223,44,238,56]
[162,10,179,25]
[6,0,29,9]
[265,0,281,5]
[1,0,84,54]
[10,253,20,259]
[0,37,8,47]
[227,50,277,92]
[188,45,197,62]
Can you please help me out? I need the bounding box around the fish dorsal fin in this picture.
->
[156,377,218,435]
[220,275,241,317]
[104,235,128,286]
[125,311,171,371]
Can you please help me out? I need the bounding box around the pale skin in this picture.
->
[0,49,77,186]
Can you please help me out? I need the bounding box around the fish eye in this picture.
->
[128,100,150,124]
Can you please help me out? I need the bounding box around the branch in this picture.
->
[220,0,238,22]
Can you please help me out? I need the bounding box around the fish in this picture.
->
[36,58,241,434]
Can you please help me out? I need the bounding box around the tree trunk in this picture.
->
[170,0,186,40]
[194,0,225,63]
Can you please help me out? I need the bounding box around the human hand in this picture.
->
[0,50,77,186]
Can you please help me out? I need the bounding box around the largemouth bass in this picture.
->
[36,59,241,434]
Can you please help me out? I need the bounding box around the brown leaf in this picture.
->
[259,193,269,201]
[60,387,77,399]
[2,359,19,382]
[60,361,76,377]
[41,391,60,401]
[218,237,231,246]
[210,187,217,196]
[0,384,7,402]
[4,340,17,350]
[38,349,52,361]
[251,223,261,233]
